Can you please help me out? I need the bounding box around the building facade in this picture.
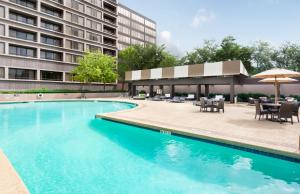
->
[0,0,155,91]
[117,3,156,51]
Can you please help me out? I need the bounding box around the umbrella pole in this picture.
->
[275,76,278,104]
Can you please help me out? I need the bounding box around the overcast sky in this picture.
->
[120,0,300,57]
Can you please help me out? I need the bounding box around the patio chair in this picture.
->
[292,102,300,123]
[273,103,294,124]
[259,97,270,103]
[248,97,256,106]
[213,99,225,113]
[200,97,212,112]
[255,101,269,120]
[286,97,296,102]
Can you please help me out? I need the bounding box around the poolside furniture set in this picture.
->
[199,97,225,113]
[255,100,300,124]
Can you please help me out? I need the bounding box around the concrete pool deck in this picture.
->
[97,98,300,160]
[0,150,29,194]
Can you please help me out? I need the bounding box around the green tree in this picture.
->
[251,41,274,73]
[272,42,300,71]
[184,40,218,64]
[72,52,117,91]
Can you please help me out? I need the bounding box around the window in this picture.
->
[0,24,5,36]
[9,0,36,10]
[86,31,101,42]
[9,27,36,42]
[41,70,63,81]
[131,13,144,24]
[85,0,101,7]
[86,44,101,52]
[145,27,156,36]
[41,4,63,18]
[103,37,116,46]
[9,44,36,57]
[0,6,5,18]
[0,67,5,78]
[50,0,63,4]
[86,6,101,19]
[145,20,156,29]
[131,38,144,46]
[9,11,36,26]
[40,50,62,61]
[118,25,130,35]
[118,16,130,26]
[0,42,5,54]
[119,35,130,44]
[145,35,155,44]
[41,35,62,47]
[41,19,62,32]
[118,7,130,18]
[86,19,101,31]
[132,22,144,32]
[9,68,36,80]
[65,12,84,26]
[65,40,84,51]
[131,30,144,40]
[65,53,82,63]
[65,26,84,38]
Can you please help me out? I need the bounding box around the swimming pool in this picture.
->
[0,101,299,194]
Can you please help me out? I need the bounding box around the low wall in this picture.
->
[0,92,125,102]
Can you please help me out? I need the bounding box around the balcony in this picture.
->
[103,48,116,56]
[103,37,116,46]
[103,14,116,25]
[103,2,117,14]
[103,25,116,35]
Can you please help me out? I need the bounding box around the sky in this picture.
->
[119,0,300,57]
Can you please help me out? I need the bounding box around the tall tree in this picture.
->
[72,52,117,91]
[251,41,274,73]
[272,42,300,71]
[184,40,218,64]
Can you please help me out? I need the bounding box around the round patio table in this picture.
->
[262,103,281,121]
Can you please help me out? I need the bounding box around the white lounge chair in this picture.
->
[186,94,195,101]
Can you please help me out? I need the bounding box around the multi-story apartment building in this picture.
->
[117,3,156,51]
[0,0,156,91]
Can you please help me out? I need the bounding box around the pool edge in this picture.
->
[0,150,29,194]
[96,114,300,163]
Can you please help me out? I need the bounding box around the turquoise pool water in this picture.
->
[0,101,299,194]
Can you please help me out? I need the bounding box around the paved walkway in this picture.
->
[98,99,300,159]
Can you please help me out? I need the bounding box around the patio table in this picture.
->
[262,103,281,121]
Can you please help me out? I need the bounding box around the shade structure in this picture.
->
[258,77,298,83]
[253,68,300,103]
[252,68,300,78]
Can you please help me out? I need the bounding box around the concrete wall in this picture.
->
[0,92,125,102]
[136,84,300,96]
[0,80,115,91]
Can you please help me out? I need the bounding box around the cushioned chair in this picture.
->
[255,101,269,120]
[274,103,294,124]
[213,99,224,113]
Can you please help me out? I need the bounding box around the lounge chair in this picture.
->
[286,97,296,102]
[170,96,183,103]
[255,101,269,120]
[151,95,163,101]
[273,103,294,124]
[186,94,195,101]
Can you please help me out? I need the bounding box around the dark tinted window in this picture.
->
[41,71,63,81]
[9,68,36,80]
[10,0,37,9]
[9,27,36,41]
[9,45,36,57]
[41,35,62,47]
[9,11,36,26]
[40,50,62,61]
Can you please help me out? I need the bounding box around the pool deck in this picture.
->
[0,150,29,194]
[97,98,300,160]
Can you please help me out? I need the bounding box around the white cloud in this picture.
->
[191,9,215,28]
[158,31,184,57]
